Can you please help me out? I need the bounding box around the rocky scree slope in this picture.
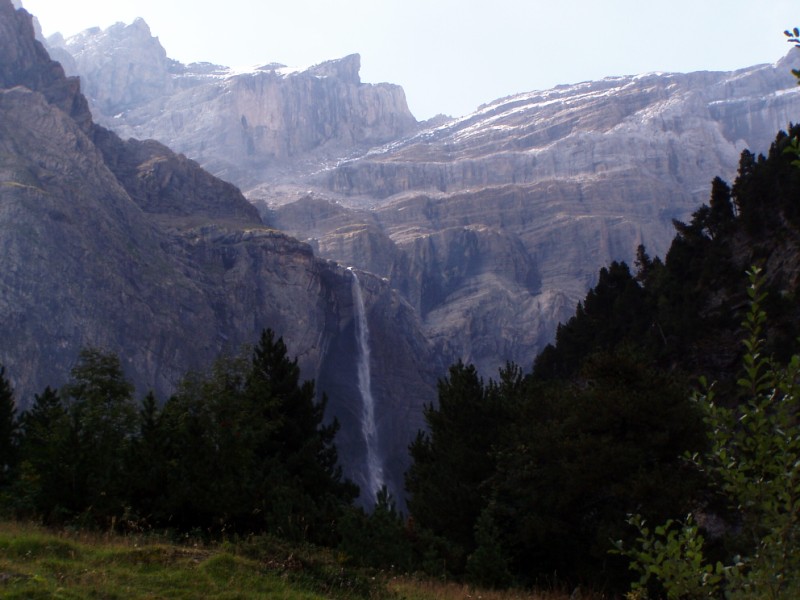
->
[0,0,440,501]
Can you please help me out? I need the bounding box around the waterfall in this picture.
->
[350,269,385,502]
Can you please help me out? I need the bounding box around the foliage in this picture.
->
[617,267,800,599]
[61,348,139,524]
[0,365,17,491]
[12,386,69,520]
[404,122,800,590]
[465,505,513,589]
[405,361,523,573]
[533,261,650,380]
[338,486,413,571]
[4,329,355,551]
[693,267,800,598]
[489,350,705,588]
[785,27,800,83]
[152,329,357,541]
[7,350,139,525]
[613,514,724,599]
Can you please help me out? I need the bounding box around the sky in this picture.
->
[18,0,800,120]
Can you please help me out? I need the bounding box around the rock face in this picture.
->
[45,24,418,189]
[47,14,800,379]
[0,0,440,502]
[266,56,800,375]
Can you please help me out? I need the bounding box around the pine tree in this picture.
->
[0,366,17,490]
[244,329,356,543]
[16,386,70,520]
[156,330,355,540]
[406,361,522,570]
[61,348,138,524]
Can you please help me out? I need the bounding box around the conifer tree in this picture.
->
[0,366,17,489]
[16,386,70,519]
[406,361,522,570]
[61,348,138,523]
[243,328,356,543]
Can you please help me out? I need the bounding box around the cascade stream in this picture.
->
[350,269,385,502]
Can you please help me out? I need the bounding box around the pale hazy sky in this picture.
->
[18,0,800,120]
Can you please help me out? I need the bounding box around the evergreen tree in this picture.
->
[533,262,650,380]
[61,348,138,524]
[156,330,355,541]
[243,328,356,543]
[126,391,167,527]
[406,361,522,571]
[339,486,413,570]
[618,268,800,598]
[465,506,513,589]
[15,386,70,520]
[490,350,706,588]
[156,352,254,531]
[0,366,18,491]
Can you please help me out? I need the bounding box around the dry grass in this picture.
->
[385,575,597,600]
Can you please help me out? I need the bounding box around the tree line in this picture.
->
[0,330,357,546]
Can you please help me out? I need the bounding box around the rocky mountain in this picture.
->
[291,55,800,374]
[44,16,800,379]
[45,20,418,190]
[0,0,442,502]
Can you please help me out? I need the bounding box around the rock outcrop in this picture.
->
[45,24,418,189]
[0,0,439,502]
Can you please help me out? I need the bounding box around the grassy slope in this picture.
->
[0,523,578,600]
[0,522,343,599]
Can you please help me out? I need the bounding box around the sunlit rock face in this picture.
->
[1,0,439,502]
[270,53,800,376]
[47,11,800,381]
[46,22,418,189]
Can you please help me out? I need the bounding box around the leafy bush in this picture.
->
[616,267,800,599]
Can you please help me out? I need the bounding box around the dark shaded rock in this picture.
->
[0,0,92,131]
[0,0,439,503]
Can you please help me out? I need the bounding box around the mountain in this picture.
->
[0,0,442,502]
[45,18,800,379]
[296,56,800,373]
[45,19,418,190]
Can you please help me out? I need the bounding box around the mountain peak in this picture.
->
[308,53,361,85]
[0,0,93,131]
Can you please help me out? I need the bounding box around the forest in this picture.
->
[2,51,800,600]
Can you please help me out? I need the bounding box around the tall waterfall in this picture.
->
[350,269,385,502]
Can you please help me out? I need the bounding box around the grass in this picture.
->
[386,577,580,600]
[0,522,584,600]
[0,522,332,599]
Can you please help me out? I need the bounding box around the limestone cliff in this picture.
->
[41,10,800,383]
[0,0,438,501]
[46,23,418,189]
[271,54,800,376]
